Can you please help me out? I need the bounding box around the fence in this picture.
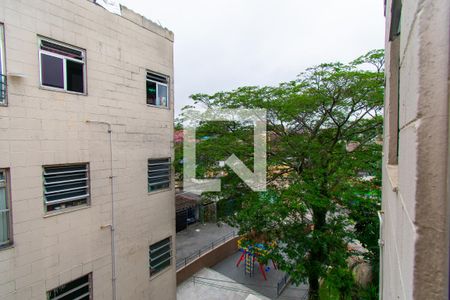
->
[301,290,309,300]
[176,230,238,270]
[276,273,290,296]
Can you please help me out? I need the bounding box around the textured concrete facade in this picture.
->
[0,0,175,299]
[382,0,450,299]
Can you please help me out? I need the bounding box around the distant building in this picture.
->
[0,1,175,299]
[175,192,200,232]
[382,0,449,299]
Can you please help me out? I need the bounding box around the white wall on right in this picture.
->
[382,0,450,299]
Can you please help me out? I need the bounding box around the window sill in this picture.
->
[39,85,87,96]
[0,243,14,251]
[148,187,173,196]
[44,204,90,218]
[386,164,399,193]
[146,104,170,110]
[149,264,172,281]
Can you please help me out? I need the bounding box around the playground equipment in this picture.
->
[236,238,277,280]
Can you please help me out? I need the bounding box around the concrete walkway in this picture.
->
[176,224,308,299]
[176,222,237,260]
[212,252,309,299]
[177,268,270,300]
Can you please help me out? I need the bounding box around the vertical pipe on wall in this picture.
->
[86,120,117,300]
[378,210,384,300]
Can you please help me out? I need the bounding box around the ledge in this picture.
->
[43,205,91,218]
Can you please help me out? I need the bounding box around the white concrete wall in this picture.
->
[0,0,175,299]
[382,0,450,299]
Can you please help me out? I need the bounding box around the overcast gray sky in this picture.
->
[118,0,385,115]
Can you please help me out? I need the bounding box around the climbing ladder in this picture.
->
[244,253,255,276]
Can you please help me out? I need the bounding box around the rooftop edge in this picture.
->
[87,0,174,42]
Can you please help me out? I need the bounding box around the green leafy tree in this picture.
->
[176,50,384,299]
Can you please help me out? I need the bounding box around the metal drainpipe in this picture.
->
[378,210,384,300]
[86,120,117,300]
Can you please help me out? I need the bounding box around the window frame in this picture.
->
[149,236,172,277]
[38,37,87,95]
[386,0,402,166]
[146,71,170,108]
[0,23,7,106]
[47,273,93,300]
[389,0,402,41]
[43,163,91,214]
[148,158,171,193]
[0,169,12,249]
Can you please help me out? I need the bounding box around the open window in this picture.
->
[39,37,86,94]
[146,71,169,107]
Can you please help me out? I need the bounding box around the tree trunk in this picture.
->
[308,208,327,300]
[308,272,320,300]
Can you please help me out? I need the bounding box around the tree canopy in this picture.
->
[176,49,384,299]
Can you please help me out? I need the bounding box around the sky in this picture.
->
[118,0,385,116]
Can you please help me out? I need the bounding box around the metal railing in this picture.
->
[301,289,309,300]
[176,230,238,270]
[276,273,290,296]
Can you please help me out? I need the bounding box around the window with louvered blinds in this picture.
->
[149,237,172,276]
[47,273,92,300]
[148,158,171,192]
[43,164,90,212]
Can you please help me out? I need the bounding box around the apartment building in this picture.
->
[0,1,175,299]
[382,0,449,299]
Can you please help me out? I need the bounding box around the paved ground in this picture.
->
[177,267,270,300]
[176,222,237,260]
[176,223,308,299]
[212,252,309,299]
